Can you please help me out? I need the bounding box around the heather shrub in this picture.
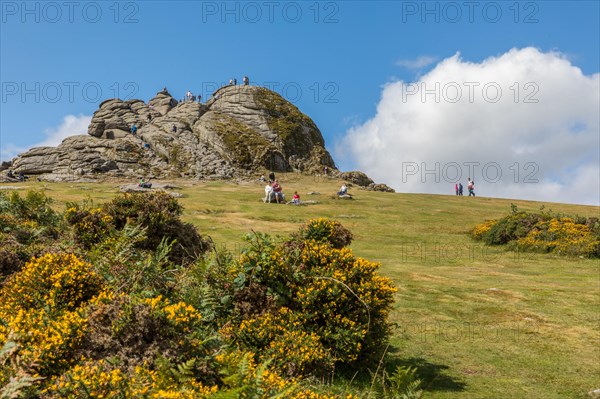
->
[0,233,29,277]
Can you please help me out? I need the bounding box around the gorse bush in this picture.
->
[0,191,402,398]
[297,217,353,248]
[516,217,600,256]
[102,192,210,265]
[64,204,114,249]
[0,190,60,228]
[0,254,102,379]
[205,218,397,377]
[0,191,63,279]
[471,206,600,257]
[480,211,547,245]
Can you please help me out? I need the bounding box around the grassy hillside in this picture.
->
[1,175,598,398]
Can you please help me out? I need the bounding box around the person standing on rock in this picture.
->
[243,76,249,86]
[130,124,138,135]
[233,78,237,85]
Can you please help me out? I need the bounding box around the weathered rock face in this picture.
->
[339,171,374,187]
[9,85,337,181]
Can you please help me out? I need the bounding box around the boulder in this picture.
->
[365,183,396,193]
[339,171,374,187]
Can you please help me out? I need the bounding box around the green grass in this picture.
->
[2,176,599,398]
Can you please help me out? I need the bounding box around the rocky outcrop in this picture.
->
[338,171,395,193]
[339,171,374,187]
[363,183,396,193]
[8,85,337,181]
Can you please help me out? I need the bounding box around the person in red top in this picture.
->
[272,180,285,203]
[293,191,300,205]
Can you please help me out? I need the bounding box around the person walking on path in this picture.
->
[467,178,475,196]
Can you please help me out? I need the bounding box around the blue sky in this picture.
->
[1,1,599,204]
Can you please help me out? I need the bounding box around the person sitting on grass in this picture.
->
[272,180,285,203]
[264,184,275,203]
[337,183,348,196]
[138,178,152,189]
[292,191,300,205]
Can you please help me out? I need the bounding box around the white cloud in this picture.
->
[396,55,438,70]
[339,47,600,205]
[0,143,27,163]
[39,114,92,147]
[1,114,92,162]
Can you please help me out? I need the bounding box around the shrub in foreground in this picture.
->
[199,218,397,377]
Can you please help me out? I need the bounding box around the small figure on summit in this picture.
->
[243,76,249,86]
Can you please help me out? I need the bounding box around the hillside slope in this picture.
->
[1,178,598,398]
